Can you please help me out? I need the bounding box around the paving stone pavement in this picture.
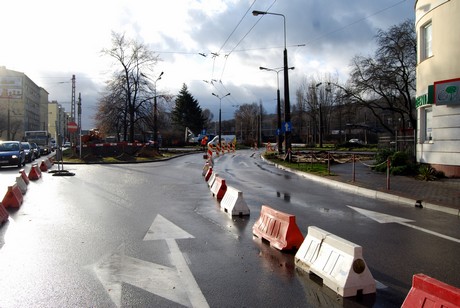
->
[327,160,460,212]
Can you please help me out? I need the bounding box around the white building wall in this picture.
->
[415,0,460,177]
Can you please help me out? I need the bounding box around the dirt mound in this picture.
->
[136,146,162,158]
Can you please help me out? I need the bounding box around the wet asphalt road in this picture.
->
[0,150,459,307]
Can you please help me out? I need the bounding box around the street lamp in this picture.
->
[260,66,294,154]
[212,92,231,146]
[253,10,292,155]
[315,82,323,148]
[153,72,163,151]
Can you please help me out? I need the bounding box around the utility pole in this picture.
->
[71,75,76,121]
[78,93,82,158]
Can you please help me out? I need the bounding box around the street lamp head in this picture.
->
[316,82,322,87]
[289,67,295,70]
[212,93,218,98]
[252,10,266,16]
[159,71,164,78]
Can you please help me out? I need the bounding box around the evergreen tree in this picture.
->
[171,84,206,134]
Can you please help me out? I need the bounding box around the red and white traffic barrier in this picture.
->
[402,274,460,307]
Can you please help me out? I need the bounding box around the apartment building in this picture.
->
[0,66,48,140]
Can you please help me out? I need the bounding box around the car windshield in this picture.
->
[22,143,30,149]
[0,142,19,151]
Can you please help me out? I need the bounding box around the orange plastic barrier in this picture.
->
[210,176,227,200]
[402,274,460,307]
[0,203,9,224]
[2,183,23,209]
[19,169,30,185]
[253,205,304,251]
[28,164,42,181]
[40,160,48,172]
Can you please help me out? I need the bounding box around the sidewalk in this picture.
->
[326,161,460,215]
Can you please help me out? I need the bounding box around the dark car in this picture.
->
[0,141,26,168]
[30,142,41,159]
[21,142,36,163]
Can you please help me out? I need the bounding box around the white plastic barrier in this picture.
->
[220,186,250,217]
[207,172,218,188]
[202,162,210,176]
[45,158,53,169]
[295,226,376,297]
[15,176,28,195]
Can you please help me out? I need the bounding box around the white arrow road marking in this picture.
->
[93,215,209,307]
[165,238,209,308]
[93,244,190,307]
[348,206,460,244]
[143,214,194,241]
[144,215,209,308]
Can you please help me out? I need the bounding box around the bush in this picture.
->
[373,149,417,175]
[416,165,438,181]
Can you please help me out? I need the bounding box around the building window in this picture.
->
[425,107,433,142]
[421,22,432,61]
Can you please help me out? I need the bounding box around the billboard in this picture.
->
[0,76,23,99]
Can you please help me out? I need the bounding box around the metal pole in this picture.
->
[276,87,282,154]
[219,100,222,146]
[387,158,391,190]
[283,47,291,155]
[352,154,356,182]
[7,97,11,140]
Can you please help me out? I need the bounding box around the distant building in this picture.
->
[48,100,69,143]
[0,66,48,140]
[415,0,460,177]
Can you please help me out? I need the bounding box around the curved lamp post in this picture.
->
[253,10,292,154]
[212,92,231,146]
[153,72,163,150]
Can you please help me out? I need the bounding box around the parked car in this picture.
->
[21,142,35,163]
[348,139,364,145]
[0,141,26,168]
[30,142,41,159]
[63,141,71,147]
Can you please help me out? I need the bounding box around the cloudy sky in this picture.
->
[1,0,414,129]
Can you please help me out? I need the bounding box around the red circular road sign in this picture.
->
[67,121,78,133]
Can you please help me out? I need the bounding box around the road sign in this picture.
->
[282,121,292,133]
[67,121,78,133]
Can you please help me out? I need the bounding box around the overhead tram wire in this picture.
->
[224,0,408,54]
[213,0,277,82]
[216,0,257,55]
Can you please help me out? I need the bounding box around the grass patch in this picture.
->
[263,152,330,176]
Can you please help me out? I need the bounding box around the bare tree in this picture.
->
[234,103,260,145]
[100,32,160,141]
[348,19,416,135]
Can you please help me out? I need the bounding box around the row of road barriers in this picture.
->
[203,160,250,217]
[201,154,460,305]
[0,158,55,226]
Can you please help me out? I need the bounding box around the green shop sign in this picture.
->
[416,85,434,108]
